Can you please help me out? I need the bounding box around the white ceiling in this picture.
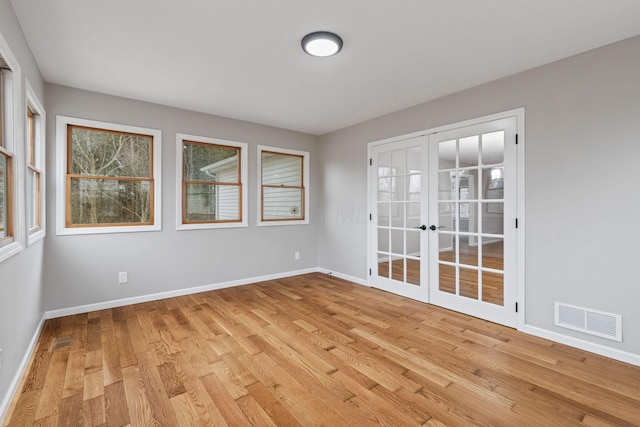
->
[10,0,640,135]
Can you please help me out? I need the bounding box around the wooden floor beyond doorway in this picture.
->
[4,273,640,426]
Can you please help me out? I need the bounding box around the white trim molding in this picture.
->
[45,268,320,319]
[523,324,640,367]
[25,79,46,246]
[55,116,162,236]
[0,30,24,263]
[257,145,310,227]
[317,268,370,287]
[175,133,249,230]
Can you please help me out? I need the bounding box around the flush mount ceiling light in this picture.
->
[301,31,343,57]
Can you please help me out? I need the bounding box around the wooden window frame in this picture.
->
[182,140,242,225]
[257,145,310,226]
[56,116,162,236]
[0,66,14,250]
[66,125,154,228]
[25,80,46,246]
[0,147,13,249]
[176,133,248,230]
[0,68,4,148]
[0,34,24,263]
[27,108,41,232]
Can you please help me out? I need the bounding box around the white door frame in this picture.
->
[367,108,525,330]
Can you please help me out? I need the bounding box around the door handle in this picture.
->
[429,225,445,231]
[414,225,427,230]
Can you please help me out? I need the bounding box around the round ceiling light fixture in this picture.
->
[301,31,343,57]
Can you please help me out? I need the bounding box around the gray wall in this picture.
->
[43,84,319,311]
[318,35,640,355]
[0,0,46,413]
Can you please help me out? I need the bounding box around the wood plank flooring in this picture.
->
[4,272,640,426]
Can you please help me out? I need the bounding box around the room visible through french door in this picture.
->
[369,113,520,327]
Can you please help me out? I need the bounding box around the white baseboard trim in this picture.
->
[45,268,320,319]
[0,314,46,425]
[522,324,640,367]
[317,268,370,287]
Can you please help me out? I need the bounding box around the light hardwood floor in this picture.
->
[4,273,640,426]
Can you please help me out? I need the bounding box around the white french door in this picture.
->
[428,118,517,327]
[369,114,520,328]
[370,136,429,302]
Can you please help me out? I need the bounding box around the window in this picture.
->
[0,68,12,248]
[176,133,247,230]
[0,36,23,262]
[56,116,162,235]
[258,145,309,226]
[26,80,46,245]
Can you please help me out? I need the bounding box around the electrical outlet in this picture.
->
[294,251,300,260]
[118,272,128,284]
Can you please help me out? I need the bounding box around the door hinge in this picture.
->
[369,158,373,166]
[369,213,372,221]
[516,302,519,312]
[515,218,518,228]
[369,268,372,276]
[515,134,519,145]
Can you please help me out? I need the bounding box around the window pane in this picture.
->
[459,135,479,167]
[378,227,389,253]
[482,271,504,306]
[378,151,391,171]
[183,142,239,182]
[377,202,389,226]
[439,264,456,294]
[391,149,405,176]
[482,131,504,165]
[378,253,390,278]
[390,229,404,255]
[70,177,151,225]
[0,154,8,238]
[262,152,302,186]
[28,109,36,167]
[263,187,303,220]
[460,267,479,300]
[0,70,4,149]
[482,238,504,271]
[27,169,39,229]
[438,140,456,169]
[70,127,151,178]
[185,183,240,222]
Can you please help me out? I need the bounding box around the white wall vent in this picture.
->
[555,302,622,342]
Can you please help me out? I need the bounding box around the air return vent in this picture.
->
[555,302,622,342]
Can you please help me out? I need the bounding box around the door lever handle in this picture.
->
[429,225,445,231]
[414,225,427,230]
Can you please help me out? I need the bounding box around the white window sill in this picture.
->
[0,240,23,263]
